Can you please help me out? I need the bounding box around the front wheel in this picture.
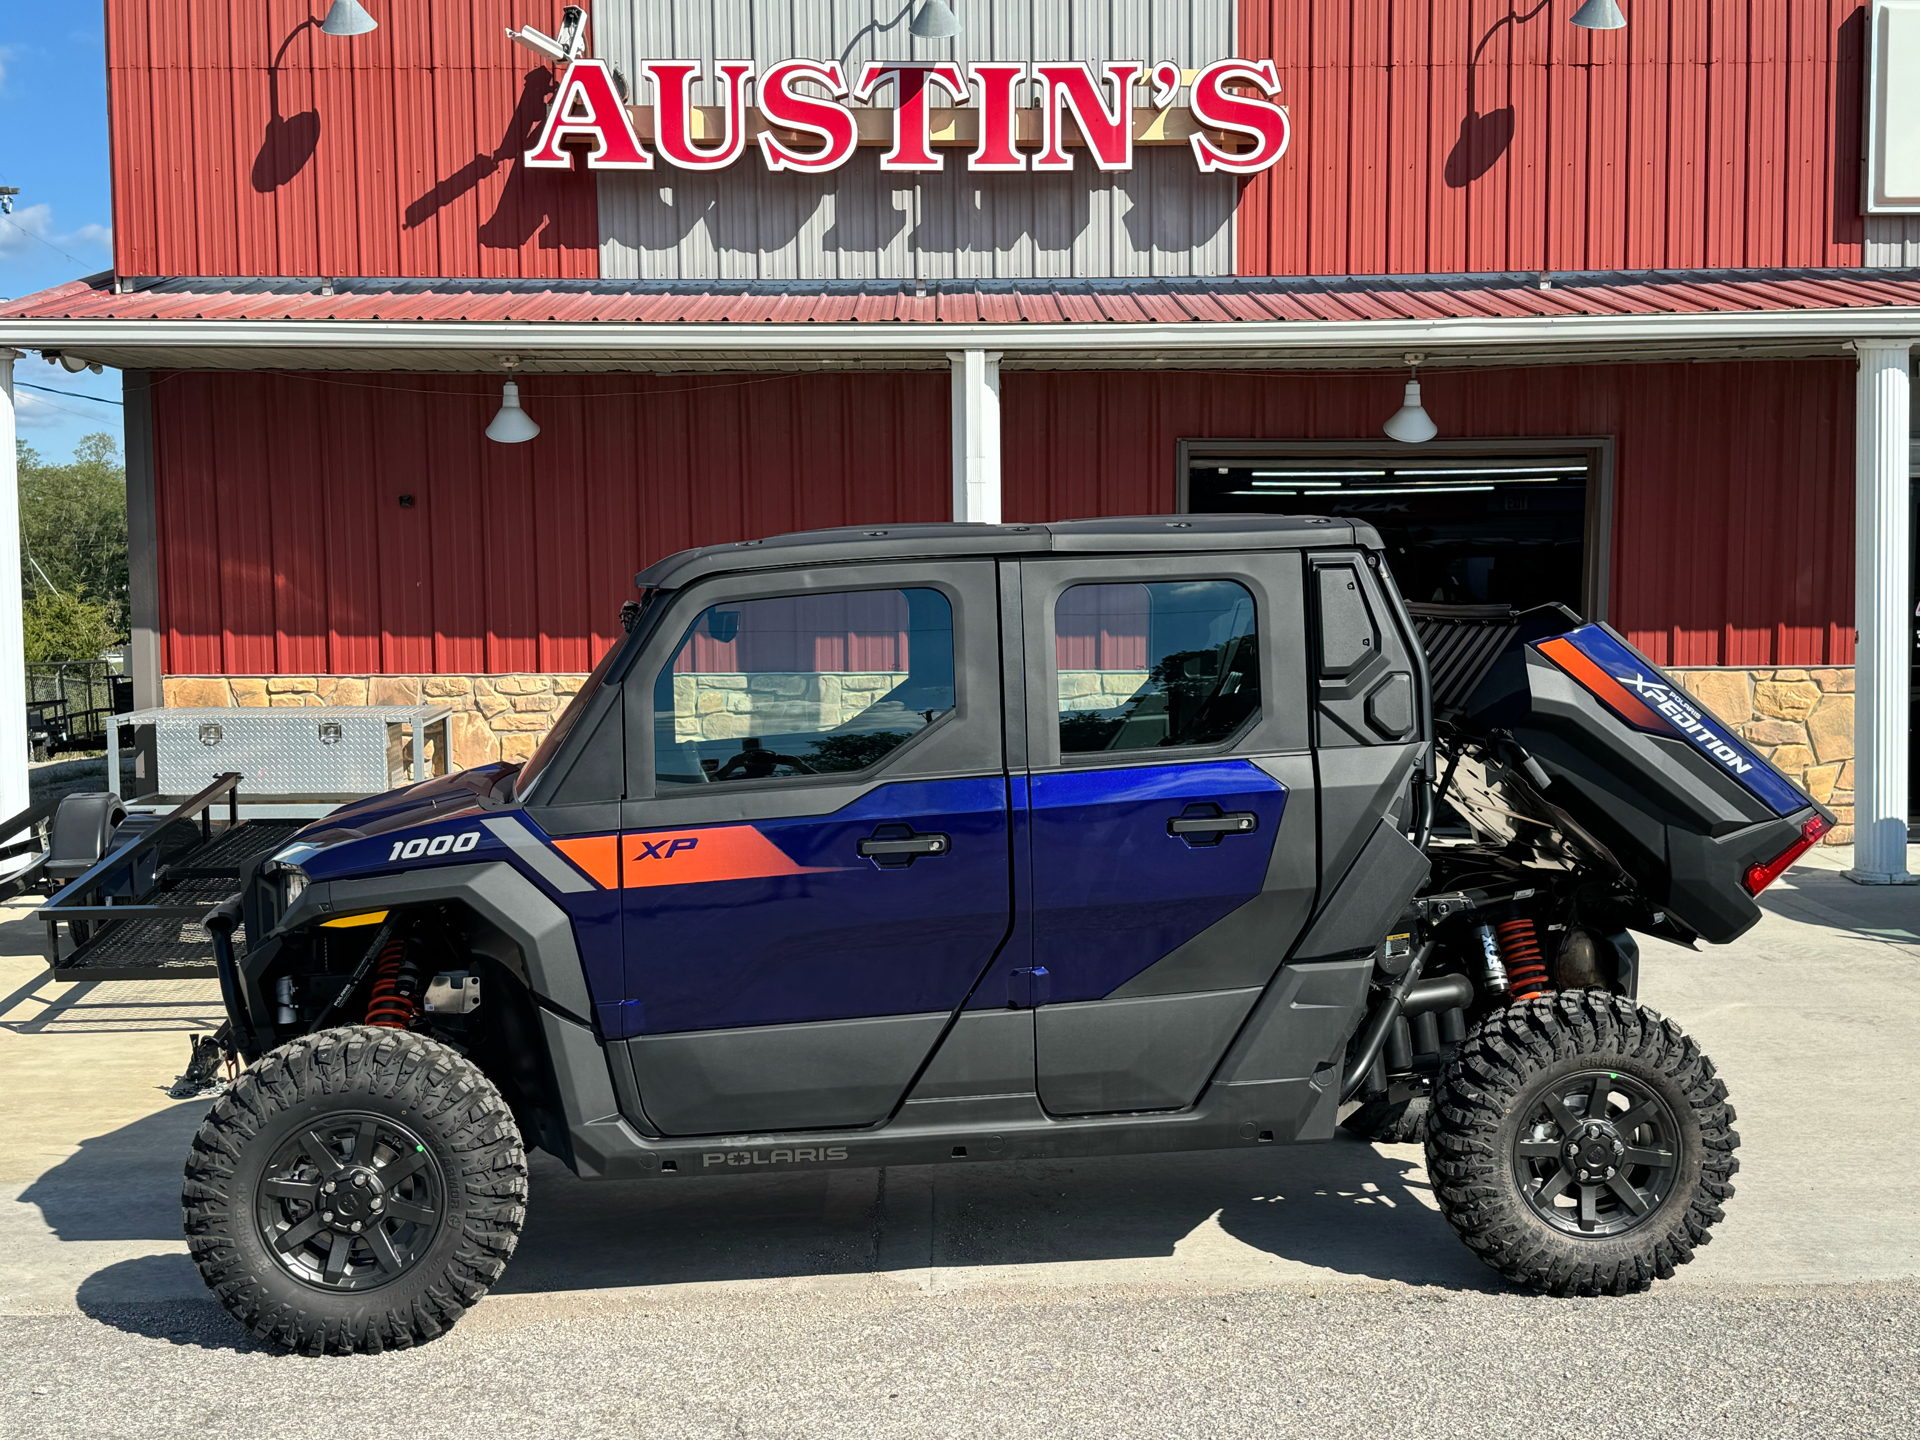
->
[182,1027,527,1353]
[1425,991,1738,1295]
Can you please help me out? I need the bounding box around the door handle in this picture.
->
[857,825,951,867]
[1166,807,1258,847]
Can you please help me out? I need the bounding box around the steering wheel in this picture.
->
[714,745,818,781]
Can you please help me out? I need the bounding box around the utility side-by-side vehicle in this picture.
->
[164,518,1828,1353]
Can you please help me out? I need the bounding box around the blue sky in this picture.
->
[0,1,123,463]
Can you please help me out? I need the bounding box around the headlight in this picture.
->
[271,864,309,913]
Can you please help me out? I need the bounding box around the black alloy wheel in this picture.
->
[254,1112,444,1291]
[1511,1069,1679,1238]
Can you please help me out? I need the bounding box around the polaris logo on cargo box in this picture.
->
[1613,672,1755,777]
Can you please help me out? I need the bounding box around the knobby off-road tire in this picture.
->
[1425,991,1738,1296]
[1342,1093,1429,1144]
[182,1026,527,1354]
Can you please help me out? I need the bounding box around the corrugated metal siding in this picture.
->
[594,0,1236,279]
[152,371,948,675]
[1864,215,1921,268]
[1002,359,1857,666]
[1237,0,1873,276]
[106,0,600,279]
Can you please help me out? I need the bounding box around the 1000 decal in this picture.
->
[388,832,481,861]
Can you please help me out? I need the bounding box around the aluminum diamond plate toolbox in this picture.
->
[112,706,452,802]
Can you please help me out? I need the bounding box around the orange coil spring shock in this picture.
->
[1495,918,1553,1002]
[364,937,422,1030]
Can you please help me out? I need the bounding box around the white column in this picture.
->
[1846,340,1916,885]
[948,349,1002,524]
[0,351,28,833]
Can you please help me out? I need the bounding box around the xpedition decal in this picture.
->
[1535,625,1807,817]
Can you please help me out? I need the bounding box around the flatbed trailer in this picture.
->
[36,773,301,982]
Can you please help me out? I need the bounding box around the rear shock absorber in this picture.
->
[1494,918,1553,1002]
[1472,923,1508,998]
[364,935,423,1030]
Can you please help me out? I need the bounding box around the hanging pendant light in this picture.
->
[910,1,962,40]
[1569,0,1627,30]
[320,1,379,36]
[1383,355,1438,444]
[486,362,540,444]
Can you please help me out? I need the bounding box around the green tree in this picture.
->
[16,433,129,643]
[23,591,119,663]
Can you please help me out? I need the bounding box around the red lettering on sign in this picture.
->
[1187,59,1290,174]
[647,60,755,171]
[856,62,968,172]
[757,60,859,173]
[524,59,652,170]
[1034,61,1141,173]
[966,63,1028,172]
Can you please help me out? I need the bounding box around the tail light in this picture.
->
[1743,814,1832,895]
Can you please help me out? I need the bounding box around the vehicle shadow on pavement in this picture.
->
[498,1132,1501,1296]
[19,1100,210,1243]
[49,1109,1501,1352]
[1760,868,1920,948]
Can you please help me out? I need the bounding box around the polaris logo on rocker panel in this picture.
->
[702,1146,849,1168]
[1615,673,1755,777]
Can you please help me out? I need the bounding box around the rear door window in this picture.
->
[652,587,955,785]
[1054,581,1260,754]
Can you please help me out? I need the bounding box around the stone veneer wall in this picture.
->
[1670,667,1856,844]
[164,664,1859,844]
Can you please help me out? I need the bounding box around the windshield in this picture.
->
[512,627,632,801]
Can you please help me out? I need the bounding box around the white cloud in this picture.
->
[0,45,11,95]
[0,203,112,261]
[13,390,67,428]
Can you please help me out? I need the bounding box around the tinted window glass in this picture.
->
[654,588,954,786]
[1054,581,1259,754]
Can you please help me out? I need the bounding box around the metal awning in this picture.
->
[2,268,1913,373]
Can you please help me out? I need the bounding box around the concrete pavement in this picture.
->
[0,846,1914,1437]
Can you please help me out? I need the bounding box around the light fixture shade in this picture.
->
[910,0,962,40]
[320,1,379,37]
[1383,379,1438,444]
[486,380,541,444]
[1569,0,1627,30]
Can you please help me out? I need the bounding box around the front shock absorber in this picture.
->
[364,935,423,1029]
[1494,918,1553,1002]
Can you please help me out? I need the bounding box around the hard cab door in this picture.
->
[612,561,1013,1136]
[1015,553,1319,1115]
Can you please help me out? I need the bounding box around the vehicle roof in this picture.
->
[635,514,1384,591]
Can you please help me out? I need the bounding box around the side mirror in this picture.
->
[706,610,740,644]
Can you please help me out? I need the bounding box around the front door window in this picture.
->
[653,587,955,786]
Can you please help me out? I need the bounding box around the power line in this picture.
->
[0,213,78,263]
[14,381,123,406]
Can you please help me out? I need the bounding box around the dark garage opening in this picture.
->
[1183,444,1609,620]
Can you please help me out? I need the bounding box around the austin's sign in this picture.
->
[525,58,1288,176]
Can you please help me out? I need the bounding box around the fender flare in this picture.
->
[263,860,595,1022]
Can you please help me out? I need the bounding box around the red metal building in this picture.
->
[1,0,1915,867]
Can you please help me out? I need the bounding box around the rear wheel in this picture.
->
[1425,991,1737,1295]
[183,1026,526,1353]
